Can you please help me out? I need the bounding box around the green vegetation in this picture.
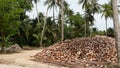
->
[0,0,120,66]
[0,0,32,53]
[0,0,119,57]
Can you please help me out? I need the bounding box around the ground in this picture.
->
[0,49,68,68]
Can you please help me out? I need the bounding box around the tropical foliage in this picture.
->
[0,0,119,55]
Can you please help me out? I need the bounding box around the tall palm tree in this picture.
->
[79,0,88,37]
[44,0,58,23]
[90,0,100,15]
[79,0,100,36]
[40,7,49,46]
[44,0,68,42]
[57,0,69,42]
[112,0,120,64]
[87,0,100,36]
[33,0,40,23]
[40,0,58,46]
[61,0,64,42]
[83,11,95,36]
[79,0,100,13]
[40,0,62,46]
[79,0,90,10]
[101,3,112,36]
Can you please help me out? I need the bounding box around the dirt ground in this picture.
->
[0,49,68,68]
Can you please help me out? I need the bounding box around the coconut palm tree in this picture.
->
[88,0,100,36]
[33,0,40,23]
[90,0,100,15]
[83,11,95,36]
[79,0,88,37]
[61,0,64,42]
[101,3,112,36]
[40,6,49,47]
[40,0,58,46]
[79,0,100,36]
[43,0,68,43]
[79,0,90,10]
[112,0,120,64]
[58,0,69,42]
[44,0,58,23]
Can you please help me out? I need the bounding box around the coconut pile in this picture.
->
[33,36,117,68]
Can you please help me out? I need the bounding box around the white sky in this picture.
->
[26,0,120,31]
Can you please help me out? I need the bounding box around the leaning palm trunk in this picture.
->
[112,0,120,65]
[61,0,64,42]
[40,8,49,47]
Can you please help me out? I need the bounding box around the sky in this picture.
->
[26,0,119,31]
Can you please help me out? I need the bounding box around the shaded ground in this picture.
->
[0,50,68,68]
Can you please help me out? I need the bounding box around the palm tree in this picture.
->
[33,0,40,23]
[40,0,58,46]
[61,0,64,42]
[32,13,44,46]
[44,0,58,23]
[79,0,90,10]
[44,0,68,42]
[79,0,100,13]
[90,0,100,15]
[83,11,95,36]
[101,3,112,36]
[57,0,69,42]
[79,0,88,37]
[112,0,120,64]
[40,7,49,46]
[88,0,100,36]
[79,0,99,36]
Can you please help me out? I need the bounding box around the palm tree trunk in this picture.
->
[25,31,29,44]
[61,0,64,42]
[90,25,93,37]
[40,8,49,47]
[89,23,92,37]
[112,0,120,64]
[105,19,108,36]
[53,6,55,23]
[35,3,40,23]
[84,19,87,37]
[1,31,5,53]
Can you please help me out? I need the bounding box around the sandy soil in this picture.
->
[0,50,68,68]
